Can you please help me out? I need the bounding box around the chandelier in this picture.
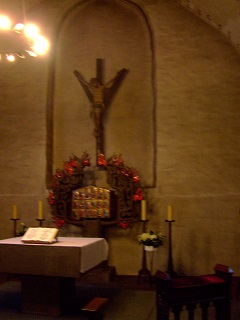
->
[0,14,49,62]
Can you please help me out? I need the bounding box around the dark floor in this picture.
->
[0,275,239,319]
[0,275,156,320]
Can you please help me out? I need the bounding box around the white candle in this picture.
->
[13,205,18,219]
[167,205,173,221]
[38,200,43,220]
[141,200,147,221]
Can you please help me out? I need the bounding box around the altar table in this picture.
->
[0,237,109,316]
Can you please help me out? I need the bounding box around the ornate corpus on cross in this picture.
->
[73,59,128,162]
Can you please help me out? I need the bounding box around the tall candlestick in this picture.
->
[141,200,147,221]
[138,219,151,284]
[38,200,43,220]
[13,204,18,219]
[167,205,173,221]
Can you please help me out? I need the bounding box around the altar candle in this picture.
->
[167,205,173,221]
[38,200,43,220]
[141,200,147,221]
[12,205,18,219]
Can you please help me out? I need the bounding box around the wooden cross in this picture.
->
[74,59,127,162]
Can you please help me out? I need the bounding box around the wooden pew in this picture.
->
[155,264,233,320]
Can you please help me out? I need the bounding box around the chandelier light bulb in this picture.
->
[0,14,49,62]
[32,35,49,55]
[6,54,15,62]
[0,15,12,29]
[14,23,25,32]
[24,24,39,39]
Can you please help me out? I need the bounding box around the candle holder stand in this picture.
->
[165,219,177,278]
[11,218,20,237]
[36,219,45,227]
[138,220,151,284]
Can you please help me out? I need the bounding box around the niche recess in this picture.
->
[46,0,156,189]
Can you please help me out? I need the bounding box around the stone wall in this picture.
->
[0,0,239,276]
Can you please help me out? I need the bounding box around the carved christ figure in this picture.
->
[73,66,127,156]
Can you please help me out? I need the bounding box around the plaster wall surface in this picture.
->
[0,0,239,276]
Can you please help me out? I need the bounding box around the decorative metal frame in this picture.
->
[48,152,143,227]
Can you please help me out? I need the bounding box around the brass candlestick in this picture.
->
[36,219,45,227]
[11,218,20,237]
[138,220,151,284]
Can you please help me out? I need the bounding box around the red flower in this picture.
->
[56,171,63,178]
[69,158,78,167]
[133,188,143,201]
[48,192,55,205]
[81,152,91,166]
[82,159,90,166]
[132,169,140,183]
[52,216,66,228]
[121,168,129,177]
[113,155,123,166]
[133,175,140,183]
[63,162,74,174]
[120,220,129,229]
[98,153,107,166]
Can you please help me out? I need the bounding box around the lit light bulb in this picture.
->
[0,15,11,29]
[6,54,15,62]
[32,35,49,55]
[24,24,39,39]
[14,23,25,32]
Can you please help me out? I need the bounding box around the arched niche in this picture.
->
[46,0,156,188]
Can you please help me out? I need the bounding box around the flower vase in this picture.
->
[144,245,157,252]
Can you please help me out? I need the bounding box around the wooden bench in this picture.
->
[81,297,109,320]
[155,264,234,320]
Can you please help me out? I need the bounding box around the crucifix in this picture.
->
[73,59,127,162]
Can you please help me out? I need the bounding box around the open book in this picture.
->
[21,227,59,244]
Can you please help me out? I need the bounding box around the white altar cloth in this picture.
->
[0,236,109,273]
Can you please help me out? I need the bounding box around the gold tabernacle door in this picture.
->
[72,186,117,220]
